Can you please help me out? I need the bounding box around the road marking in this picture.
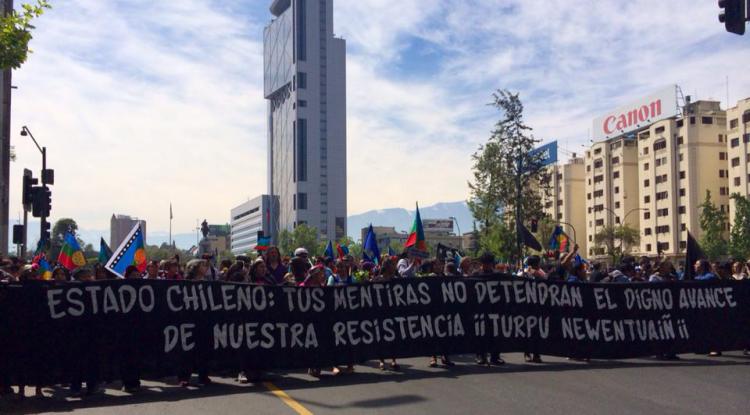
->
[263,381,313,415]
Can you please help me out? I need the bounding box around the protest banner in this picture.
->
[0,276,748,384]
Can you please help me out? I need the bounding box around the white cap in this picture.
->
[294,247,309,257]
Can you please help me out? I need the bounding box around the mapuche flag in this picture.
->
[105,223,147,278]
[404,203,427,252]
[58,232,87,270]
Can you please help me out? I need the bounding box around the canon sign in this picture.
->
[592,86,678,141]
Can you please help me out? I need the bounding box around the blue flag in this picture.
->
[105,224,146,278]
[98,237,113,264]
[324,240,334,258]
[388,245,396,257]
[363,224,380,264]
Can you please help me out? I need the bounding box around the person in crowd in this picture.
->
[370,257,400,370]
[289,255,312,284]
[177,259,212,387]
[328,256,354,285]
[299,265,329,377]
[475,252,505,366]
[694,259,717,281]
[397,251,419,278]
[649,261,677,282]
[732,261,748,280]
[68,268,101,397]
[294,247,310,264]
[124,265,142,279]
[51,266,68,282]
[460,257,476,276]
[163,260,182,280]
[201,254,219,281]
[424,260,455,368]
[264,246,287,284]
[248,258,276,285]
[523,255,545,363]
[444,262,460,276]
[219,259,233,277]
[589,262,607,282]
[143,260,161,279]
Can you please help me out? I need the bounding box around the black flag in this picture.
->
[684,231,705,280]
[520,222,543,252]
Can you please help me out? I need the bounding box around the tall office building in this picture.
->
[264,0,347,242]
[542,156,588,255]
[727,97,750,228]
[110,214,147,250]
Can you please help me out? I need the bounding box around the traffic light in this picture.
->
[12,225,24,245]
[41,221,51,245]
[30,186,52,218]
[21,169,38,211]
[718,0,747,35]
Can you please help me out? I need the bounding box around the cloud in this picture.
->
[8,0,750,245]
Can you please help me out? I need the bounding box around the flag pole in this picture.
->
[169,202,173,248]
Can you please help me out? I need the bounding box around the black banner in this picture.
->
[1,276,749,384]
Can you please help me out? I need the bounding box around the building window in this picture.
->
[594,190,604,197]
[613,171,620,179]
[653,139,667,151]
[644,211,651,219]
[614,186,620,194]
[732,157,741,167]
[679,171,686,179]
[655,174,668,184]
[720,187,728,196]
[587,193,591,200]
[679,188,685,197]
[690,116,696,125]
[719,169,726,178]
[730,119,739,129]
[745,134,750,143]
[701,116,713,125]
[586,165,591,172]
[735,177,741,186]
[720,152,726,161]
[615,201,621,209]
[557,199,563,206]
[643,147,649,155]
[594,175,604,183]
[595,219,604,226]
[679,206,686,214]
[656,225,670,234]
[298,100,307,107]
[646,244,652,252]
[297,192,307,210]
[644,228,652,236]
[656,191,669,200]
[679,153,684,162]
[295,0,306,61]
[335,217,346,239]
[676,136,684,145]
[680,241,687,250]
[657,208,669,217]
[297,72,307,89]
[644,163,649,171]
[644,179,650,187]
[681,223,686,232]
[296,119,308,182]
[719,134,725,143]
[731,137,740,148]
[744,112,750,123]
[655,126,665,134]
[676,119,684,128]
[611,156,620,165]
[658,242,669,252]
[644,195,651,203]
[593,159,603,168]
[594,148,602,155]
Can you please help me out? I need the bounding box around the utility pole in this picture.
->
[0,0,14,256]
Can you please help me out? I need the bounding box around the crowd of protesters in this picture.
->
[0,243,749,400]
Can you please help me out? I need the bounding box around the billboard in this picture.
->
[531,141,558,167]
[592,85,678,141]
[422,219,454,233]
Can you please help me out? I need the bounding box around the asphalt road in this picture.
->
[3,352,749,415]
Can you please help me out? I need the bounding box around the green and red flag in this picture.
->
[404,203,427,252]
[58,232,86,270]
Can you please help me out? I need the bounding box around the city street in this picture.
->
[4,352,749,415]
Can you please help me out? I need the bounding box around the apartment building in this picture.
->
[585,137,641,258]
[727,97,750,226]
[541,156,587,254]
[636,99,728,257]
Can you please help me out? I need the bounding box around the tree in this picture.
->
[699,190,728,261]
[594,225,640,264]
[278,224,320,256]
[0,0,51,70]
[728,193,750,261]
[48,218,79,260]
[468,90,551,262]
[477,220,515,262]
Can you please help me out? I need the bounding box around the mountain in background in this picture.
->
[7,201,475,252]
[347,201,474,241]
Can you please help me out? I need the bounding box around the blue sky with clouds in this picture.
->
[8,0,750,242]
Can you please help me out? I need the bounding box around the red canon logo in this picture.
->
[603,99,662,135]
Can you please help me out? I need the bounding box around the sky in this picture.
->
[8,0,750,243]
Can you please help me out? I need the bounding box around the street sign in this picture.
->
[531,141,558,167]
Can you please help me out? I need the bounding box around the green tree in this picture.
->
[468,90,552,262]
[478,220,515,261]
[278,224,321,256]
[728,193,750,261]
[699,190,728,261]
[48,218,78,259]
[594,225,640,264]
[0,0,51,69]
